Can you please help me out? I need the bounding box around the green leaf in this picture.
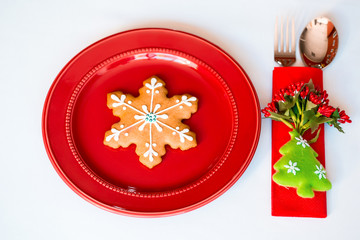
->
[310,121,320,134]
[278,96,296,112]
[269,112,292,121]
[330,120,345,133]
[306,79,315,92]
[284,109,290,117]
[305,100,318,111]
[277,101,287,112]
[308,128,321,144]
[315,116,333,124]
[332,109,340,118]
[302,110,315,125]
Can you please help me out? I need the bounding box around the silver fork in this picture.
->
[274,17,296,66]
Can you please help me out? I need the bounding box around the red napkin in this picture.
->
[271,67,327,218]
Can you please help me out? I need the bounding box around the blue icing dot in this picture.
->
[145,113,157,122]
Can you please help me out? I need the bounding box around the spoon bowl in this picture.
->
[299,17,339,69]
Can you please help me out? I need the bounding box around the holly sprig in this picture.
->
[262,80,351,140]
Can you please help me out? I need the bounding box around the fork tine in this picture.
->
[286,18,289,52]
[274,17,278,52]
[280,17,284,52]
[274,17,296,66]
[291,18,295,53]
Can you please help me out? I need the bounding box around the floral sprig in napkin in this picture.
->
[262,80,351,198]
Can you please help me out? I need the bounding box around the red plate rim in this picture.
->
[42,28,261,217]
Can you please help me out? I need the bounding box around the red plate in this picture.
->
[42,28,260,217]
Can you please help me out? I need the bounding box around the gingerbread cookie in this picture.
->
[104,76,198,169]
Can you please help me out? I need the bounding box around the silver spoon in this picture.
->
[299,17,339,69]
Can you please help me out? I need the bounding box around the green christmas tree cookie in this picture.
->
[273,129,331,198]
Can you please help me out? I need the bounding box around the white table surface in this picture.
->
[1,0,360,239]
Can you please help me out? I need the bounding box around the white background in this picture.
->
[1,0,360,239]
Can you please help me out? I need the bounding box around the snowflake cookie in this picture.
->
[104,76,198,169]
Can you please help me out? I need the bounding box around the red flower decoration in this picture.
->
[280,88,290,96]
[288,82,305,96]
[261,102,277,117]
[300,86,309,99]
[273,82,305,101]
[309,92,322,104]
[338,109,352,123]
[273,92,285,102]
[320,90,329,103]
[309,90,328,105]
[317,104,336,117]
[262,79,350,135]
